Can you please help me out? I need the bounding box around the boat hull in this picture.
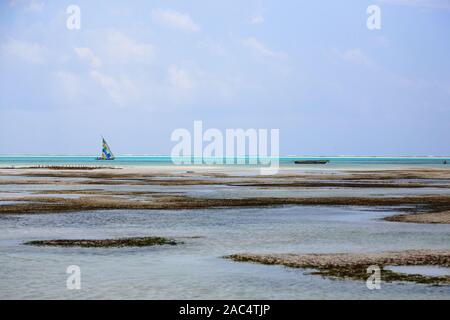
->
[294,160,329,165]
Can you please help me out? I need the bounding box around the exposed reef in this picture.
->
[226,250,450,285]
[24,236,180,248]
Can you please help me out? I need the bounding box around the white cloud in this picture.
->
[106,32,154,62]
[74,47,102,68]
[198,39,226,56]
[1,38,48,64]
[90,70,138,106]
[335,48,374,67]
[10,0,44,12]
[373,35,390,47]
[242,37,287,59]
[378,0,450,10]
[168,65,194,89]
[151,9,200,32]
[26,0,43,11]
[250,14,264,24]
[54,70,82,99]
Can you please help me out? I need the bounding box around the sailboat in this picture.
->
[96,136,115,160]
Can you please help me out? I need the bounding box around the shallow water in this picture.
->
[385,266,450,277]
[1,206,449,299]
[1,155,449,171]
[2,182,449,202]
[1,158,449,299]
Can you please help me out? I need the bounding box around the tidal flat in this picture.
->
[226,250,450,285]
[0,164,449,299]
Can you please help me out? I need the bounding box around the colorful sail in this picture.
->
[100,137,115,160]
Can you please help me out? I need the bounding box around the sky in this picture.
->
[0,0,449,156]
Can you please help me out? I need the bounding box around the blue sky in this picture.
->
[1,0,449,156]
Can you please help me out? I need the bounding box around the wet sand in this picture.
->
[2,194,450,218]
[385,211,450,224]
[1,167,450,223]
[226,250,450,285]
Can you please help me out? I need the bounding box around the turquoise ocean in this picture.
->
[0,156,449,169]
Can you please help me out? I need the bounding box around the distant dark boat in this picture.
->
[294,160,329,165]
[96,137,115,161]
